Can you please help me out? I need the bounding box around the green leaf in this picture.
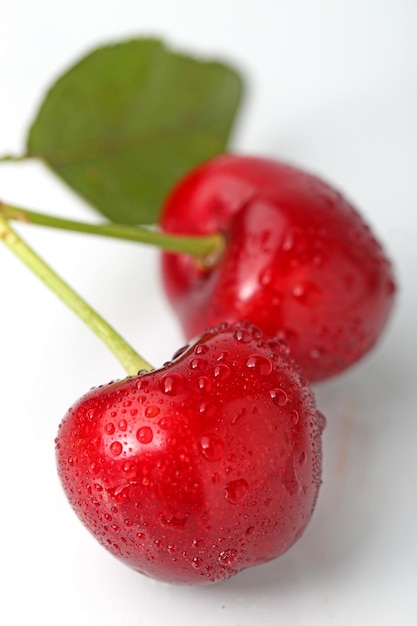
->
[27,38,244,224]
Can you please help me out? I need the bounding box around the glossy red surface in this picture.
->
[56,322,323,585]
[160,155,396,381]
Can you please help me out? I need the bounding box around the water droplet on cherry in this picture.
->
[105,422,115,435]
[316,411,327,432]
[190,357,207,370]
[197,376,212,392]
[291,409,300,425]
[194,344,209,355]
[199,434,225,461]
[110,441,123,456]
[233,328,252,342]
[213,364,231,381]
[218,549,238,564]
[225,479,249,504]
[269,388,288,407]
[292,281,322,305]
[246,354,273,375]
[145,405,160,418]
[160,372,184,395]
[136,426,153,444]
[158,417,172,430]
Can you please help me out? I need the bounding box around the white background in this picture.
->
[1,1,416,624]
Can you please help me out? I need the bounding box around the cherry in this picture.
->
[56,321,323,585]
[160,154,396,381]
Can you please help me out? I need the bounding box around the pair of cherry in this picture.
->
[56,154,395,585]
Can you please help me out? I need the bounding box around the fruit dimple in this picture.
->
[160,155,396,382]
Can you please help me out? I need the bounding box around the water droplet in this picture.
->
[271,291,282,307]
[198,402,215,417]
[225,479,249,504]
[160,372,184,396]
[190,357,207,370]
[246,525,255,536]
[123,461,137,479]
[281,458,299,495]
[172,344,189,360]
[312,254,324,267]
[136,426,153,444]
[309,347,323,361]
[136,378,149,391]
[298,451,307,465]
[110,441,123,456]
[218,549,238,564]
[199,434,225,461]
[246,354,273,375]
[316,411,327,432]
[276,328,298,344]
[158,417,172,430]
[197,376,212,392]
[213,364,231,381]
[191,557,203,569]
[159,513,187,528]
[269,388,288,407]
[137,532,146,540]
[234,329,252,343]
[194,344,209,355]
[292,281,322,305]
[87,408,99,420]
[105,422,115,435]
[291,409,299,425]
[259,266,274,286]
[211,472,221,484]
[145,405,160,418]
[89,462,99,474]
[118,418,127,431]
[231,407,246,425]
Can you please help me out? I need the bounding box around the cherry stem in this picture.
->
[0,215,153,375]
[0,201,225,268]
[0,154,28,163]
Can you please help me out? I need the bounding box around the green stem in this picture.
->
[0,154,29,163]
[0,215,152,375]
[0,201,225,268]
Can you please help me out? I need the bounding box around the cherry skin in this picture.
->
[160,154,396,381]
[56,322,323,585]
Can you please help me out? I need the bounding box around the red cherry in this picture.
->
[160,155,396,381]
[56,322,323,585]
